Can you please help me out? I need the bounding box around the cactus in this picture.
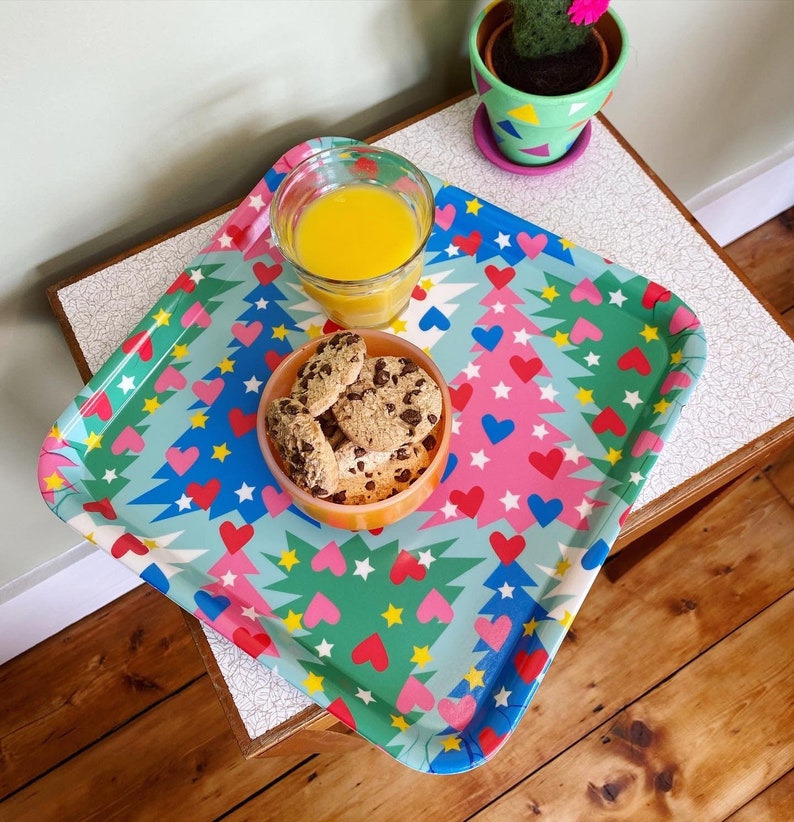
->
[510,0,599,60]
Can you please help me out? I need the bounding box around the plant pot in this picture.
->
[469,1,628,170]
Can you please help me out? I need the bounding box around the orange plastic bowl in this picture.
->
[257,329,451,531]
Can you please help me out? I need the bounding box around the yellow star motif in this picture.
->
[670,350,683,364]
[48,423,63,440]
[390,317,408,334]
[654,398,672,415]
[142,396,161,414]
[605,447,623,465]
[555,558,572,576]
[190,410,209,428]
[463,665,485,690]
[639,324,659,342]
[142,538,159,550]
[84,431,103,451]
[278,548,299,572]
[43,471,66,491]
[217,357,235,374]
[523,617,539,636]
[172,343,189,360]
[272,324,289,341]
[541,285,559,302]
[282,609,303,632]
[441,736,462,752]
[552,329,570,347]
[302,671,324,695]
[411,645,433,669]
[574,387,594,405]
[305,323,323,339]
[381,603,403,628]
[420,277,434,291]
[465,197,483,215]
[84,531,97,545]
[559,238,576,250]
[559,610,575,629]
[211,442,231,462]
[390,714,410,732]
[152,308,171,326]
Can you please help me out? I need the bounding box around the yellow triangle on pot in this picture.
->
[507,103,539,125]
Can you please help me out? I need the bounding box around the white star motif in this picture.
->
[241,605,259,621]
[609,289,628,307]
[498,581,515,599]
[218,232,233,248]
[462,362,480,379]
[117,375,136,394]
[189,268,204,284]
[255,298,268,310]
[103,469,117,482]
[532,423,549,440]
[248,194,265,212]
[441,500,459,519]
[493,686,511,707]
[220,570,237,586]
[175,493,192,511]
[316,638,334,658]
[356,688,375,704]
[235,482,255,502]
[243,375,263,393]
[539,383,559,402]
[492,381,511,399]
[500,490,520,511]
[513,328,531,345]
[470,450,490,469]
[495,231,511,249]
[417,549,436,568]
[353,557,374,581]
[623,390,643,409]
[630,470,644,484]
[445,243,460,257]
[575,499,594,519]
[491,301,506,314]
[563,443,584,463]
[584,351,600,366]
[451,418,462,435]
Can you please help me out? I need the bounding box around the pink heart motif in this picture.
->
[303,591,341,628]
[396,675,436,714]
[231,321,263,347]
[661,371,692,394]
[192,377,224,406]
[165,446,199,476]
[516,230,547,260]
[474,614,513,651]
[181,301,212,328]
[435,203,456,231]
[437,694,477,731]
[311,541,347,576]
[669,306,700,335]
[570,277,603,305]
[631,430,665,457]
[416,588,454,624]
[569,316,603,344]
[111,425,145,456]
[261,485,291,517]
[154,365,187,393]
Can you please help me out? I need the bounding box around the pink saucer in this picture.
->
[472,103,592,175]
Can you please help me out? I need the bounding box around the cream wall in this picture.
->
[1,0,792,592]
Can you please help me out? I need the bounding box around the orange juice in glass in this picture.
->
[269,146,434,328]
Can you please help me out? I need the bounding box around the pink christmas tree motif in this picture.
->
[421,284,603,533]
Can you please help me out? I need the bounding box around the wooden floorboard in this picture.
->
[1,213,792,820]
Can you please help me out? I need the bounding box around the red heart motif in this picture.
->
[121,330,153,362]
[411,284,427,301]
[617,346,651,376]
[509,355,542,383]
[225,224,252,250]
[485,265,516,289]
[390,549,427,584]
[592,406,627,437]
[219,520,254,553]
[79,391,113,421]
[228,408,257,437]
[264,350,288,372]
[489,531,526,565]
[642,281,671,310]
[478,726,508,757]
[353,156,378,176]
[165,271,196,294]
[323,319,343,334]
[528,447,564,479]
[326,697,357,730]
[515,648,548,684]
[351,632,389,672]
[111,532,149,559]
[252,261,282,286]
[452,230,482,256]
[619,505,633,526]
[449,382,473,411]
[186,478,220,510]
[82,497,117,520]
[232,627,272,658]
[450,486,484,519]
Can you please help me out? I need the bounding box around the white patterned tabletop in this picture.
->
[57,96,794,744]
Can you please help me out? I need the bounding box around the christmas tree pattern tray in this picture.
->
[39,136,706,773]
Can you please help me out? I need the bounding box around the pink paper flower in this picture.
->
[568,0,610,26]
